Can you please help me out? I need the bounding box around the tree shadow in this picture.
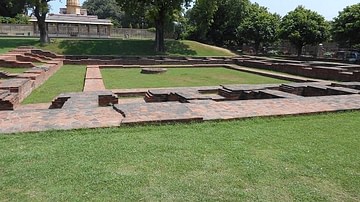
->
[0,38,38,50]
[57,39,197,56]
[165,40,197,56]
[58,39,158,56]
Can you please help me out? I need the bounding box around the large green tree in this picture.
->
[237,3,280,54]
[0,0,27,18]
[185,0,217,42]
[207,0,250,47]
[82,0,124,27]
[280,6,330,57]
[332,3,360,48]
[0,0,50,43]
[27,0,53,44]
[117,0,192,52]
[185,0,250,47]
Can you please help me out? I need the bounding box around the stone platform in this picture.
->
[1,48,360,134]
[0,82,360,134]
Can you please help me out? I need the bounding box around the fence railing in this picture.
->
[0,23,155,39]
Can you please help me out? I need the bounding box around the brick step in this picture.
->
[0,55,17,61]
[218,88,240,99]
[0,92,19,110]
[144,92,156,102]
[24,53,53,61]
[16,54,45,63]
[0,60,36,68]
[50,96,71,109]
[31,49,64,59]
[0,90,10,99]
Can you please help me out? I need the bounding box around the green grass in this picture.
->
[0,38,235,56]
[22,65,86,104]
[0,111,359,201]
[0,67,30,74]
[101,67,288,89]
[0,38,38,54]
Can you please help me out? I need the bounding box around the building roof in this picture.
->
[30,14,113,26]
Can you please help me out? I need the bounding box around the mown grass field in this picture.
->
[0,111,359,201]
[101,67,287,89]
[22,65,86,104]
[0,38,236,56]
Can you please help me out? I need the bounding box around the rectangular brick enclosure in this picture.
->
[1,47,360,134]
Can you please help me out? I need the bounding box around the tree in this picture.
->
[207,0,250,47]
[237,3,280,54]
[332,3,360,48]
[118,0,192,52]
[185,0,250,47]
[185,0,217,42]
[280,6,330,57]
[82,0,124,27]
[0,0,27,18]
[27,0,53,44]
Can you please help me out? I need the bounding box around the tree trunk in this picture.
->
[254,42,260,55]
[154,8,165,52]
[34,3,50,45]
[37,16,50,44]
[297,45,303,57]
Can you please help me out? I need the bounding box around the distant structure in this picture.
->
[62,0,82,15]
[30,0,112,38]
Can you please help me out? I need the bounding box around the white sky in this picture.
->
[50,0,359,20]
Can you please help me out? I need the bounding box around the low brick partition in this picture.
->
[234,58,360,81]
[1,82,360,133]
[0,48,64,110]
[64,55,235,66]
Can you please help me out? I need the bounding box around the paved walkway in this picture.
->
[1,82,360,134]
[83,66,106,91]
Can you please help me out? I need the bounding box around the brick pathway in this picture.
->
[0,107,123,133]
[83,66,106,91]
[1,82,359,134]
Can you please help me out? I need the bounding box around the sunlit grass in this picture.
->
[22,65,86,104]
[0,111,359,201]
[101,67,287,89]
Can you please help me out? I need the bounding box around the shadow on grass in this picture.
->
[58,39,160,55]
[0,38,39,52]
[57,39,197,56]
[0,38,198,56]
[165,40,197,56]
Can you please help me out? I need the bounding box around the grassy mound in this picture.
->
[0,38,236,56]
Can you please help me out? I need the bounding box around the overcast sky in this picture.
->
[50,0,359,20]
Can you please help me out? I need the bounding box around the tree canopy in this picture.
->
[279,6,330,56]
[237,3,280,54]
[0,0,27,18]
[117,0,192,52]
[27,0,53,44]
[186,0,251,47]
[82,0,124,27]
[332,3,360,49]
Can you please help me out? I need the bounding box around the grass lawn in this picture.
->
[22,65,86,104]
[0,111,359,201]
[0,67,30,74]
[0,38,235,56]
[0,38,38,54]
[101,67,288,89]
